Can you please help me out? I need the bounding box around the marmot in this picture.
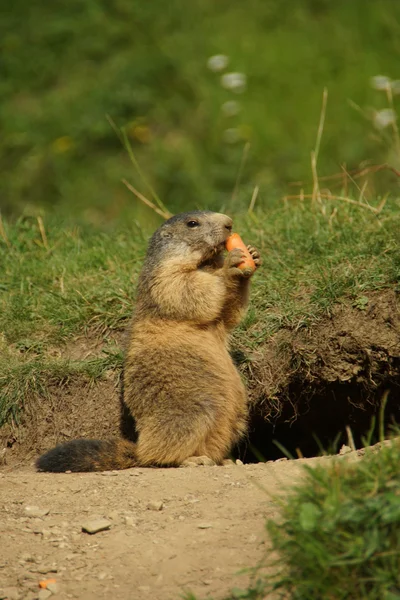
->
[36,211,261,472]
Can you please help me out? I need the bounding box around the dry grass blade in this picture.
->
[37,216,49,250]
[289,163,400,189]
[315,87,328,162]
[107,114,172,218]
[248,185,259,213]
[385,83,400,163]
[0,213,11,248]
[284,193,380,213]
[122,179,172,220]
[231,142,250,204]
[311,88,328,207]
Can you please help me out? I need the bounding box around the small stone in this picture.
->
[98,573,107,581]
[24,506,50,518]
[108,511,119,521]
[46,582,59,594]
[37,565,57,575]
[147,501,163,511]
[81,519,111,534]
[38,590,52,600]
[197,523,212,529]
[0,587,20,600]
[123,516,135,527]
[235,459,244,466]
[20,553,35,563]
[339,444,352,455]
[203,579,212,586]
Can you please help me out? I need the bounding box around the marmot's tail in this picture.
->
[36,439,137,472]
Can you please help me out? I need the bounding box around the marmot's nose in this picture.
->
[223,216,233,231]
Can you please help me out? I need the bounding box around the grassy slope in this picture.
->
[1,195,399,426]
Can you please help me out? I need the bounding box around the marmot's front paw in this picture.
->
[246,245,262,268]
[225,248,252,278]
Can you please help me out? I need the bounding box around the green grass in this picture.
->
[184,438,400,600]
[267,439,400,599]
[1,195,399,426]
[1,1,400,217]
[0,334,123,427]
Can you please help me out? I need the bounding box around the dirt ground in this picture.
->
[1,289,399,599]
[0,457,327,600]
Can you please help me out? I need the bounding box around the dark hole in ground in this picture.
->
[233,380,400,463]
[118,369,400,464]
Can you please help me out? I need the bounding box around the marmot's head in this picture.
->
[146,211,233,267]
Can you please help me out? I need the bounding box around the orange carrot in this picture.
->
[225,233,256,274]
[39,579,57,589]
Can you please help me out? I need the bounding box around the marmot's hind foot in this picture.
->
[180,455,216,467]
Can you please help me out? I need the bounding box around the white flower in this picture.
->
[207,55,229,72]
[221,100,241,116]
[391,80,400,95]
[221,72,247,93]
[223,128,240,144]
[370,75,391,90]
[373,108,397,130]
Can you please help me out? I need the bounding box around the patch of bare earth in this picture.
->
[0,290,399,599]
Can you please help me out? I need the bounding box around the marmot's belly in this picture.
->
[124,338,246,421]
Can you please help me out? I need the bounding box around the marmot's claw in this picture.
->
[226,248,247,269]
[181,455,216,467]
[246,245,262,268]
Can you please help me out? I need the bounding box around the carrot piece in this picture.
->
[39,578,57,589]
[225,233,256,273]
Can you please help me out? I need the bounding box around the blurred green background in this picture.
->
[1,0,400,222]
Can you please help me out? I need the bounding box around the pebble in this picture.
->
[24,506,50,518]
[235,459,244,465]
[46,582,59,594]
[38,590,52,600]
[20,553,36,563]
[37,565,57,575]
[81,519,111,534]
[0,587,20,600]
[147,501,163,511]
[197,523,212,529]
[123,516,135,527]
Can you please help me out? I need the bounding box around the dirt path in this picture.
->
[0,458,325,600]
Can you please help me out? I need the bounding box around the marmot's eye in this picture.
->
[187,220,200,228]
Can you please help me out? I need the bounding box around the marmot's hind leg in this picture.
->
[135,412,229,467]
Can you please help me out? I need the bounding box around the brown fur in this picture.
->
[36,211,261,472]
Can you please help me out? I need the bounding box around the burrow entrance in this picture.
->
[233,380,400,463]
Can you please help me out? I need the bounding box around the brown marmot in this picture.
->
[36,211,261,472]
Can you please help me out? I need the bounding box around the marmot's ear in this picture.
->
[159,228,172,239]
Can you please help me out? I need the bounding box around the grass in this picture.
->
[268,438,400,599]
[1,1,400,217]
[184,437,400,600]
[1,193,399,427]
[0,333,123,428]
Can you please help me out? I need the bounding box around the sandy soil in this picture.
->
[0,457,326,600]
